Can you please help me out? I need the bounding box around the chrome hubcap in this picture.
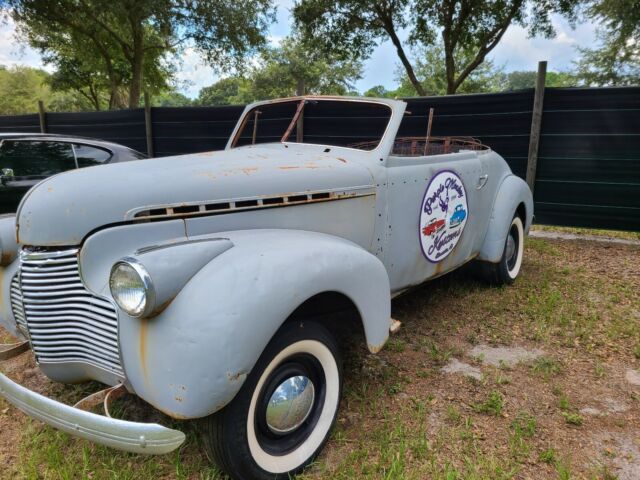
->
[265,375,316,434]
[506,233,516,264]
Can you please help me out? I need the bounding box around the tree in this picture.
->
[394,42,508,95]
[504,70,579,90]
[293,0,580,95]
[574,0,639,86]
[0,64,94,114]
[197,36,363,105]
[8,0,275,108]
[197,77,250,106]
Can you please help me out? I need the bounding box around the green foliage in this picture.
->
[8,0,275,108]
[294,0,580,95]
[574,0,640,86]
[0,64,97,114]
[197,36,362,105]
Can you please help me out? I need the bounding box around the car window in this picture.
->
[74,144,112,167]
[0,140,76,176]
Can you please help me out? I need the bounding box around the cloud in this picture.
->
[0,14,51,71]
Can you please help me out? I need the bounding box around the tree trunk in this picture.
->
[128,26,145,109]
[378,8,427,97]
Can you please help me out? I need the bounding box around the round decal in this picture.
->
[419,170,468,263]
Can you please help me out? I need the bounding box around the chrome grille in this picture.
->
[10,275,28,337]
[17,247,123,376]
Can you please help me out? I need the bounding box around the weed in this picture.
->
[446,405,462,425]
[386,338,407,353]
[511,412,537,438]
[531,356,562,379]
[594,361,606,378]
[558,395,572,411]
[539,448,557,464]
[634,344,640,360]
[473,390,504,416]
[562,412,584,426]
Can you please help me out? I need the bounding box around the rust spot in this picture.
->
[227,371,247,383]
[47,187,54,192]
[241,167,259,175]
[336,157,347,163]
[139,318,149,383]
[368,341,386,354]
[175,396,183,403]
[434,261,443,275]
[278,166,300,170]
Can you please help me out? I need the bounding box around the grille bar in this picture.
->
[14,247,123,376]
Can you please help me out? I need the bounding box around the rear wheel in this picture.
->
[200,321,342,480]
[482,214,524,285]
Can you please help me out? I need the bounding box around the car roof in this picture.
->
[0,133,143,154]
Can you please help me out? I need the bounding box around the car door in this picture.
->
[383,150,488,293]
[0,140,76,213]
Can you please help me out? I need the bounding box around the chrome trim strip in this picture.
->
[0,372,185,455]
[124,185,376,221]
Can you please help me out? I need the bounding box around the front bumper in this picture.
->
[0,364,186,455]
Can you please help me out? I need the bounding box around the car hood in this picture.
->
[17,144,374,246]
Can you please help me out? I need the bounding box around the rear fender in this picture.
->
[119,229,391,419]
[478,175,533,263]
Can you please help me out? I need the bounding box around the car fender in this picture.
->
[118,229,391,419]
[477,174,533,263]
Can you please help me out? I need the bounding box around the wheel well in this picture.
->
[516,202,526,225]
[284,291,366,345]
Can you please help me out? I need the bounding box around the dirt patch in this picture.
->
[626,369,640,386]
[469,344,544,367]
[441,358,482,380]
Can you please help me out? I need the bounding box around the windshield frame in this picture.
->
[226,96,402,154]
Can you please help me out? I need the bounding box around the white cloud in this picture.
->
[0,14,51,71]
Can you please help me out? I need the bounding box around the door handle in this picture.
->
[476,174,488,190]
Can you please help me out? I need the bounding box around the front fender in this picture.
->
[119,229,391,419]
[478,175,533,263]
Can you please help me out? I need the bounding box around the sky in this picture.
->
[1,2,598,99]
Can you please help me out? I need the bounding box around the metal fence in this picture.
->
[0,86,638,231]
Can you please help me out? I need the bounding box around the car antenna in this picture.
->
[423,107,434,156]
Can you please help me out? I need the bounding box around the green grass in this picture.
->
[531,356,563,379]
[473,391,504,417]
[532,224,640,241]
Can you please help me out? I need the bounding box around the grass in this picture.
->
[531,224,640,241]
[473,390,504,416]
[1,234,638,479]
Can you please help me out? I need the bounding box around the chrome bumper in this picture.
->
[0,365,185,455]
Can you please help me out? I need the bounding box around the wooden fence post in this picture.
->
[526,61,547,194]
[37,100,47,133]
[144,92,154,158]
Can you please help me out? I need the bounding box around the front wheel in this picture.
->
[481,214,525,285]
[200,321,343,480]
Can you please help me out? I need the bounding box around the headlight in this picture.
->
[109,259,155,318]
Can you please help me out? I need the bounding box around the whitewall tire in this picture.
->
[200,321,342,480]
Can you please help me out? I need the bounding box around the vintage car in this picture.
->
[0,96,533,480]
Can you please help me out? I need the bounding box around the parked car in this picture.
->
[0,96,533,480]
[0,133,147,213]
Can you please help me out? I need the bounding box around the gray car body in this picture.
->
[0,96,533,420]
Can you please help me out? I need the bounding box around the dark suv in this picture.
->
[0,134,147,213]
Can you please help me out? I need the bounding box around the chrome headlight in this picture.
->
[109,259,155,318]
